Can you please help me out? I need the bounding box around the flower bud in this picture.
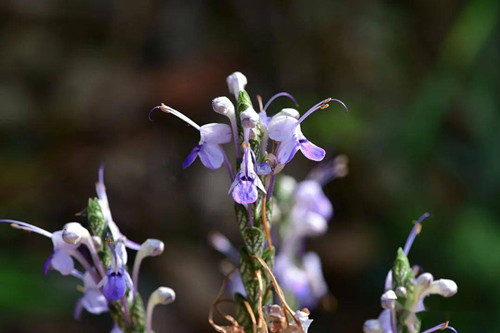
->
[226,72,247,98]
[428,279,457,297]
[140,239,164,257]
[240,107,259,129]
[149,286,176,306]
[212,96,235,116]
[62,222,89,245]
[395,286,407,298]
[416,272,434,289]
[380,290,397,309]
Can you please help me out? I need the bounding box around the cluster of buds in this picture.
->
[1,166,175,333]
[363,213,458,333]
[152,72,347,332]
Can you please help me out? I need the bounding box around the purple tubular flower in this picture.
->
[150,104,232,169]
[268,98,347,165]
[228,146,266,204]
[102,267,128,301]
[100,242,134,302]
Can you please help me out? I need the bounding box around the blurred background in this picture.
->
[1,0,499,332]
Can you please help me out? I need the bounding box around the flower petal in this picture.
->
[51,250,74,275]
[295,180,333,219]
[43,253,54,275]
[182,145,200,169]
[232,180,259,204]
[82,289,108,314]
[115,241,127,267]
[200,123,232,144]
[102,269,127,301]
[298,135,325,161]
[267,112,299,142]
[199,143,225,169]
[276,138,300,164]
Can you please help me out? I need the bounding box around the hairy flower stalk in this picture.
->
[153,72,346,332]
[1,167,175,333]
[364,213,458,333]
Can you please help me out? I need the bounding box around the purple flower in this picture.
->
[267,98,347,165]
[102,267,128,301]
[99,242,134,302]
[228,146,266,204]
[150,104,232,169]
[274,252,328,308]
[294,180,333,219]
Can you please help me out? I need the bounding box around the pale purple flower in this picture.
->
[96,165,141,253]
[74,272,108,318]
[228,146,266,204]
[150,104,232,169]
[268,98,347,164]
[274,251,328,308]
[1,220,83,276]
[366,213,458,333]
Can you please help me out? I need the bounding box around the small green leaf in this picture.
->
[130,293,146,331]
[235,203,249,233]
[242,227,265,257]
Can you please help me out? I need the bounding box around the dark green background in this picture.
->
[1,0,499,332]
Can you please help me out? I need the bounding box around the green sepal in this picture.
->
[109,294,147,333]
[237,90,252,113]
[242,227,265,257]
[392,248,415,292]
[130,293,146,332]
[87,197,106,238]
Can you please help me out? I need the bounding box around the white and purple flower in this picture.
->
[229,145,266,205]
[268,98,347,165]
[150,104,232,170]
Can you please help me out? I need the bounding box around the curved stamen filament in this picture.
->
[422,321,458,333]
[403,212,431,256]
[263,92,299,113]
[1,219,53,238]
[298,98,348,124]
[149,104,201,131]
